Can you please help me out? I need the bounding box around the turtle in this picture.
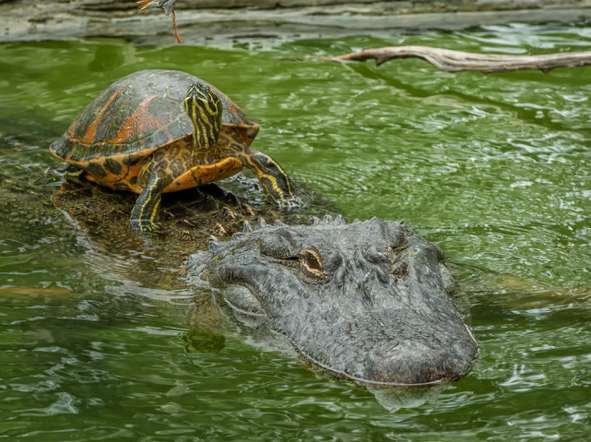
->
[49,69,295,232]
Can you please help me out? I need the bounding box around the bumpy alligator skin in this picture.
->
[188,216,478,387]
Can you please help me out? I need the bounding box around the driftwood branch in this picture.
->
[329,46,591,73]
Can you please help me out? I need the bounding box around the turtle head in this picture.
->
[183,82,223,149]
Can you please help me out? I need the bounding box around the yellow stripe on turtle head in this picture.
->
[184,82,223,149]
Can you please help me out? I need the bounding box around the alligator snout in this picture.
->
[264,274,478,386]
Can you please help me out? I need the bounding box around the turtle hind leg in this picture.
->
[130,172,165,232]
[63,165,86,185]
[242,150,299,208]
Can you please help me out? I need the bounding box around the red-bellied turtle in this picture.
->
[49,69,294,232]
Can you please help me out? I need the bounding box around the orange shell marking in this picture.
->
[72,90,122,145]
[108,96,159,145]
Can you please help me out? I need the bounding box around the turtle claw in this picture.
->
[130,219,161,234]
[277,196,302,211]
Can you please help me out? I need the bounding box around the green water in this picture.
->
[1,23,591,440]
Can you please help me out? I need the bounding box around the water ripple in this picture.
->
[1,25,591,440]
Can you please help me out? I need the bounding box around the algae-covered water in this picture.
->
[1,23,590,440]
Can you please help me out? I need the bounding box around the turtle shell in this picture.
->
[49,69,259,164]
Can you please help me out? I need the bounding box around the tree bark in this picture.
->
[329,46,591,73]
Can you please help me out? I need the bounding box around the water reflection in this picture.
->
[371,385,445,412]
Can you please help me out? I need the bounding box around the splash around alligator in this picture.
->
[53,177,479,387]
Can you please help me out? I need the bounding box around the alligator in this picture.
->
[187,213,478,387]
[52,178,479,387]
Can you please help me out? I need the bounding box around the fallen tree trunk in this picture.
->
[2,0,591,43]
[329,46,591,73]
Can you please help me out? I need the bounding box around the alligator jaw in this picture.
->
[286,320,479,388]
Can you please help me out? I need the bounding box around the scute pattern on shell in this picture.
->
[50,70,255,163]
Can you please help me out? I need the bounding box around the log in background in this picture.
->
[1,1,591,42]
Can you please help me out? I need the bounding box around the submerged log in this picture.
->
[329,46,591,73]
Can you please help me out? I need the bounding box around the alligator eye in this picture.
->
[299,247,326,279]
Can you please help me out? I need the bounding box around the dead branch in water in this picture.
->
[329,46,591,73]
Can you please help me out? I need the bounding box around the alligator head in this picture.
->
[187,216,478,387]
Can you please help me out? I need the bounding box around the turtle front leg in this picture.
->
[130,172,165,232]
[242,150,298,208]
